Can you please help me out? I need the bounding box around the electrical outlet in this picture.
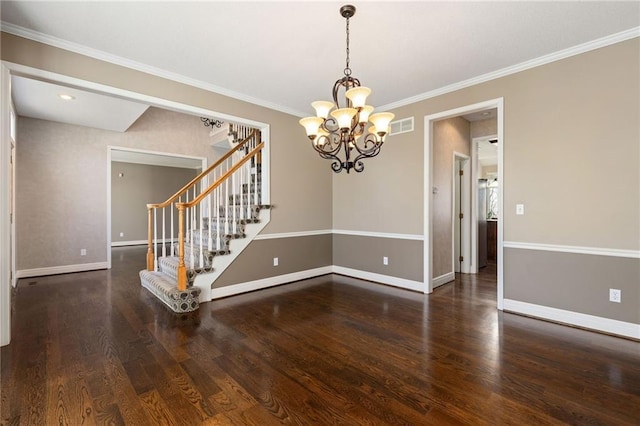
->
[273,257,279,266]
[516,204,525,215]
[609,289,621,303]
[80,249,86,256]
[383,256,388,266]
[119,232,124,237]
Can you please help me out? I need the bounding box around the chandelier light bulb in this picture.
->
[312,101,335,119]
[299,116,324,138]
[331,108,358,129]
[358,105,374,123]
[369,112,395,135]
[345,87,371,108]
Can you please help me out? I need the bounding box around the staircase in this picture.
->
[139,125,270,312]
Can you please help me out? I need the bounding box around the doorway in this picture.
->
[423,98,504,310]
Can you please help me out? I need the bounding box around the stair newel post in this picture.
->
[176,203,187,291]
[146,206,155,271]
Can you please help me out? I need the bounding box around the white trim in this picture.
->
[16,262,108,279]
[503,241,640,258]
[0,23,308,118]
[503,299,640,340]
[209,266,333,300]
[424,98,504,307]
[378,27,640,111]
[432,272,455,288]
[254,229,333,240]
[333,229,423,241]
[1,64,12,346]
[332,266,424,293]
[111,239,171,247]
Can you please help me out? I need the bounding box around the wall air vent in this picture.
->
[389,117,414,135]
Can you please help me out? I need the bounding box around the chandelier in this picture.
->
[299,5,394,173]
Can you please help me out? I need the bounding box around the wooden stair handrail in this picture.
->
[173,142,264,290]
[147,129,260,209]
[178,142,264,209]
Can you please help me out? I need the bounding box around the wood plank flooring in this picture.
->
[2,246,640,425]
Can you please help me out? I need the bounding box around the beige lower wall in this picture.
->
[332,234,423,282]
[504,248,640,324]
[213,234,333,288]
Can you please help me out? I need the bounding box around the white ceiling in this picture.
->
[11,76,149,132]
[2,1,638,120]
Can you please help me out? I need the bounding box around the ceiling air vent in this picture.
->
[389,117,414,136]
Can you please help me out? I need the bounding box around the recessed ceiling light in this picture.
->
[58,94,75,101]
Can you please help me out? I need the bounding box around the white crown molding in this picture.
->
[16,262,108,279]
[379,27,640,112]
[503,299,640,340]
[503,241,640,259]
[333,229,424,241]
[0,22,308,118]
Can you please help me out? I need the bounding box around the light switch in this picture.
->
[516,204,525,215]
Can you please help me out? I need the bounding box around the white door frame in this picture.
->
[423,98,504,310]
[1,64,12,346]
[452,152,471,274]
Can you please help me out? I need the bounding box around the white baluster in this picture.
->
[199,201,204,268]
[232,166,237,235]
[162,207,166,258]
[170,202,175,256]
[215,185,221,252]
[207,193,212,253]
[153,208,158,271]
[225,161,230,236]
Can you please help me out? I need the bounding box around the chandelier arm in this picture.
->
[351,132,382,155]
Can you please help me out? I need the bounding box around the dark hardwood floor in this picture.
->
[2,247,639,425]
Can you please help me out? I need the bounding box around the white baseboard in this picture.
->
[503,299,640,340]
[332,266,425,293]
[111,239,177,247]
[432,272,455,288]
[16,262,109,279]
[208,266,333,300]
[111,239,147,247]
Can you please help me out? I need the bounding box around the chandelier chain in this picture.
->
[344,15,351,76]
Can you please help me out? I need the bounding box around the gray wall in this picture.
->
[111,161,198,243]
